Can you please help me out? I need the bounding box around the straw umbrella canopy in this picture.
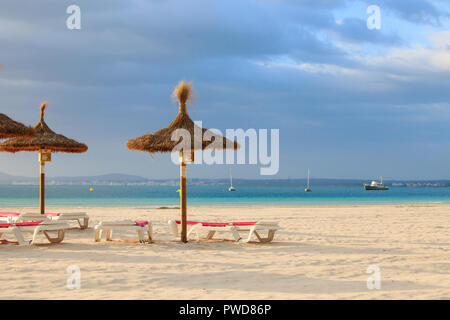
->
[127,81,239,242]
[0,102,88,214]
[0,113,35,139]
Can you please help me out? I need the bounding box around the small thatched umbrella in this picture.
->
[127,81,239,242]
[0,102,88,214]
[0,113,35,139]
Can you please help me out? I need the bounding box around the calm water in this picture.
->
[0,184,449,208]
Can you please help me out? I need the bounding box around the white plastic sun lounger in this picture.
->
[39,212,89,229]
[0,220,70,245]
[0,212,51,223]
[94,220,152,243]
[234,221,281,243]
[1,212,89,229]
[168,220,241,241]
[168,220,280,243]
[0,212,23,222]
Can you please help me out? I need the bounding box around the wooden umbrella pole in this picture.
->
[180,156,187,243]
[39,152,45,215]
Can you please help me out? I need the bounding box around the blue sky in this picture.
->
[0,0,449,180]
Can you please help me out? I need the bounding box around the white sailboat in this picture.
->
[229,168,236,191]
[305,168,312,192]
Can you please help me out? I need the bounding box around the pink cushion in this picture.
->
[14,221,43,226]
[0,221,42,228]
[0,212,20,217]
[231,221,256,226]
[175,220,256,227]
[26,212,60,216]
[200,222,228,227]
[175,220,257,227]
[175,220,229,227]
[135,220,149,227]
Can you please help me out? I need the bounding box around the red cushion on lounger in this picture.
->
[175,220,229,227]
[175,220,192,225]
[26,212,60,216]
[0,223,12,228]
[0,212,20,217]
[231,221,256,226]
[135,220,148,227]
[0,221,42,228]
[202,222,229,227]
[12,221,43,226]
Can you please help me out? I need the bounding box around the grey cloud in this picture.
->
[0,0,349,86]
[0,0,449,178]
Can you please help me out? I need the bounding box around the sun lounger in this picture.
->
[168,220,241,241]
[35,212,89,229]
[0,212,51,223]
[0,212,22,222]
[0,220,70,245]
[168,220,280,243]
[1,212,89,229]
[233,221,281,243]
[94,220,152,243]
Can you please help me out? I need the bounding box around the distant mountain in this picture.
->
[0,172,30,183]
[0,172,152,185]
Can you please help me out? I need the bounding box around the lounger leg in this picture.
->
[57,230,65,243]
[230,227,241,242]
[245,226,256,243]
[168,220,178,237]
[43,230,65,244]
[137,229,144,243]
[256,229,276,243]
[94,229,102,242]
[186,225,194,238]
[147,224,153,242]
[12,227,28,245]
[32,227,41,244]
[206,230,216,239]
[81,217,89,229]
[105,230,112,241]
[187,224,201,240]
[253,231,264,242]
[245,229,276,243]
[266,230,276,242]
[0,231,7,243]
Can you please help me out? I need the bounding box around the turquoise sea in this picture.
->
[0,184,449,208]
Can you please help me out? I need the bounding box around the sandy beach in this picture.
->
[1,204,449,299]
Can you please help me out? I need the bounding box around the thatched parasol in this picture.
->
[127,81,239,242]
[0,113,35,139]
[0,102,88,214]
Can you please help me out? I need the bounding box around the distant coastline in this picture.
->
[1,172,449,187]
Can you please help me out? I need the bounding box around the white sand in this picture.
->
[1,204,449,299]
